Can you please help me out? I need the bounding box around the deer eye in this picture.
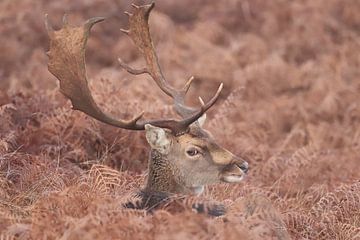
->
[186,148,199,157]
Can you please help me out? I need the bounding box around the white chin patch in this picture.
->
[191,186,204,195]
[222,175,244,183]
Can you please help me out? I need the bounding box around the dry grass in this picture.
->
[1,0,360,239]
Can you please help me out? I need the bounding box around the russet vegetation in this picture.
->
[0,0,359,239]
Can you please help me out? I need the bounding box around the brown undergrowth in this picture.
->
[1,0,360,239]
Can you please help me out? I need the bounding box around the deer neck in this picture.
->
[145,150,200,195]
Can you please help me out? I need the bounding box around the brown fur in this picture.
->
[144,126,248,195]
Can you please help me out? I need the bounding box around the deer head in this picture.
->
[45,2,248,195]
[145,122,248,195]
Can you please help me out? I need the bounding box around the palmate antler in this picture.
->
[45,2,223,135]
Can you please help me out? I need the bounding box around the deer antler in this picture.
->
[45,14,145,130]
[118,2,223,119]
[45,2,222,135]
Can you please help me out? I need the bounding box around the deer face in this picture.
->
[145,119,248,193]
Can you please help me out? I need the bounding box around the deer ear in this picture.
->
[145,124,171,154]
[197,113,206,127]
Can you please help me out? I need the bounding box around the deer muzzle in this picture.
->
[220,157,249,183]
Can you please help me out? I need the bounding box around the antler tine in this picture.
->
[44,14,54,36]
[118,58,148,75]
[198,96,205,106]
[62,14,68,25]
[183,76,194,94]
[177,83,223,131]
[124,11,133,17]
[119,2,223,131]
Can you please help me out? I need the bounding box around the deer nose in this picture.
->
[239,161,249,173]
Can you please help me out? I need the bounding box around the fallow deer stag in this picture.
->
[45,2,248,215]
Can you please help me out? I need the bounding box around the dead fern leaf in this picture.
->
[88,164,123,194]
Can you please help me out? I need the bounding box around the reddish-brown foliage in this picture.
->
[1,0,360,239]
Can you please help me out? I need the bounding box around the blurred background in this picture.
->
[0,0,360,238]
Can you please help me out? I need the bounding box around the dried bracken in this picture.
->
[0,0,360,239]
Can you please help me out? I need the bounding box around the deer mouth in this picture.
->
[220,163,248,183]
[222,174,244,183]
